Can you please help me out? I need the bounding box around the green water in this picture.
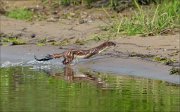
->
[0,66,179,112]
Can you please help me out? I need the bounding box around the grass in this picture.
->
[153,56,176,65]
[47,0,156,9]
[72,32,117,45]
[104,0,180,36]
[36,38,48,46]
[60,0,95,7]
[7,8,33,20]
[2,38,26,45]
[51,39,70,46]
[42,0,95,7]
[88,33,117,41]
[75,39,85,45]
[36,38,71,46]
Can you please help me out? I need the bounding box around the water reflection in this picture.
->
[0,66,180,112]
[44,65,108,88]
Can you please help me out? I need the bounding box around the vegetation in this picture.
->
[153,56,176,65]
[1,0,180,47]
[74,39,85,45]
[6,8,33,20]
[43,0,98,7]
[2,37,26,45]
[36,38,47,46]
[104,0,180,36]
[42,0,160,8]
[51,39,70,46]
[4,0,179,37]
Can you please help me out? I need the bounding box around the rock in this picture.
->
[47,17,58,22]
[31,34,36,38]
[47,39,56,42]
[21,28,27,32]
[79,19,87,24]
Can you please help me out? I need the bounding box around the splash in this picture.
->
[1,61,23,67]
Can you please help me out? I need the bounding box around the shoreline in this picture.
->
[1,45,179,84]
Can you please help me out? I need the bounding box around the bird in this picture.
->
[34,41,116,65]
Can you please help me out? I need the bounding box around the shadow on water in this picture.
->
[43,65,108,88]
[0,65,180,112]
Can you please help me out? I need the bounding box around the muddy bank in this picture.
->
[1,45,179,84]
[0,15,103,44]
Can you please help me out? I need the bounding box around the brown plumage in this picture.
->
[34,41,116,65]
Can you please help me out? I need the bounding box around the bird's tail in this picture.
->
[34,53,63,61]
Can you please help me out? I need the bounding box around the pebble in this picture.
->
[31,34,36,38]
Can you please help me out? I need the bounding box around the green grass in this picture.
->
[60,0,94,6]
[51,39,70,46]
[7,8,33,20]
[2,38,26,45]
[36,38,47,46]
[88,33,117,41]
[153,56,176,65]
[42,0,94,7]
[104,0,180,36]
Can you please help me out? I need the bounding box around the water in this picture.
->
[0,66,179,112]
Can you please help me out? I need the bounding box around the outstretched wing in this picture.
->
[84,49,98,59]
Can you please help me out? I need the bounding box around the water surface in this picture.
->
[0,66,179,112]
